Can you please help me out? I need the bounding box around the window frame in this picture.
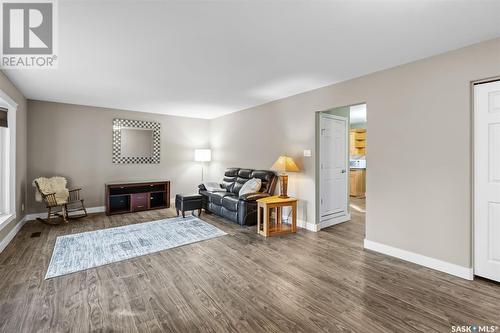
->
[0,90,17,230]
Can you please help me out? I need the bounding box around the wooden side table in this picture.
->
[257,196,297,237]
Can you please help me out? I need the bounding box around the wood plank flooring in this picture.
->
[1,199,499,332]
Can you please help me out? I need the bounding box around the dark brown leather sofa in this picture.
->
[198,168,277,226]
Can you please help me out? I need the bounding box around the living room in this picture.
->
[1,1,500,332]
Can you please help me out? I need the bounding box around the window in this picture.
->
[0,93,17,228]
[0,122,9,215]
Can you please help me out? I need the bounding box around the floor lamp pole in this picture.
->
[201,162,205,182]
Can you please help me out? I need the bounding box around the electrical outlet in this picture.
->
[21,203,25,212]
[303,149,312,157]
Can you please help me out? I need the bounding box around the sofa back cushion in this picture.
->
[222,168,239,191]
[220,168,277,195]
[250,170,276,193]
[231,169,253,194]
[226,168,277,195]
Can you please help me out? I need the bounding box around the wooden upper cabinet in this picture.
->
[355,141,365,148]
[354,131,366,140]
[349,129,366,197]
[349,129,366,156]
[349,131,356,156]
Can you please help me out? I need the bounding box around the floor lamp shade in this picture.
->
[194,149,212,162]
[271,156,300,198]
[194,149,211,181]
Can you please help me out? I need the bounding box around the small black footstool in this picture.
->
[175,194,203,218]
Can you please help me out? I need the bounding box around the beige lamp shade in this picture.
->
[271,156,299,198]
[271,155,300,174]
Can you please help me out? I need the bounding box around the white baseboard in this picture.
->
[86,206,106,214]
[318,214,350,230]
[0,216,27,253]
[297,219,320,232]
[364,239,473,280]
[295,214,350,232]
[25,206,105,221]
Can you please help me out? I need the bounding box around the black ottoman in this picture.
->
[175,194,202,218]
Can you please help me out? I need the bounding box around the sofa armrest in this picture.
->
[199,183,226,191]
[239,192,270,202]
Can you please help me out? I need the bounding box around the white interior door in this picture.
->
[474,80,500,282]
[320,113,349,223]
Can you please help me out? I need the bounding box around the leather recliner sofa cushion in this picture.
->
[231,169,254,195]
[208,192,235,205]
[222,168,239,191]
[222,195,239,211]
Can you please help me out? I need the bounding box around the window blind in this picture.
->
[0,107,7,128]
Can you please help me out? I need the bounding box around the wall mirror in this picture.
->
[112,118,161,164]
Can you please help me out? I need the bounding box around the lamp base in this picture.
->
[278,174,288,198]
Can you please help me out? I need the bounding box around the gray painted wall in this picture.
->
[209,37,500,268]
[27,101,210,213]
[0,72,28,245]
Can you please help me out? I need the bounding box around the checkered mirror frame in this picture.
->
[112,118,161,164]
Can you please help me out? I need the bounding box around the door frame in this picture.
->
[472,76,500,279]
[316,112,351,229]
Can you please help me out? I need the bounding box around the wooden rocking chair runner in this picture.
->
[33,177,88,225]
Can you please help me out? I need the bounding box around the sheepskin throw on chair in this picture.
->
[33,176,88,224]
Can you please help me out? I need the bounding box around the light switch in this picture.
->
[303,149,312,157]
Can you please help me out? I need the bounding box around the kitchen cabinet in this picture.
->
[349,129,366,156]
[349,169,366,197]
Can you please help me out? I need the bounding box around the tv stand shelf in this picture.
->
[105,180,170,215]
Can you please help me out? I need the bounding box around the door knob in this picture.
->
[341,169,346,173]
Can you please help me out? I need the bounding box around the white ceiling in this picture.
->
[4,0,500,119]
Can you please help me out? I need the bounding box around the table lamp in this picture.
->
[271,155,300,198]
[194,149,211,181]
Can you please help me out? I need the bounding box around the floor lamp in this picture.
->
[194,149,212,181]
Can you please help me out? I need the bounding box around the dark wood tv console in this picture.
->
[105,180,170,215]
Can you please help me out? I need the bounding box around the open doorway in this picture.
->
[316,103,366,232]
[348,104,367,231]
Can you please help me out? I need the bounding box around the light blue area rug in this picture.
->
[45,216,226,279]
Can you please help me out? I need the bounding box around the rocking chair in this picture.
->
[33,177,88,225]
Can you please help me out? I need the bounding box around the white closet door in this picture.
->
[474,80,500,282]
